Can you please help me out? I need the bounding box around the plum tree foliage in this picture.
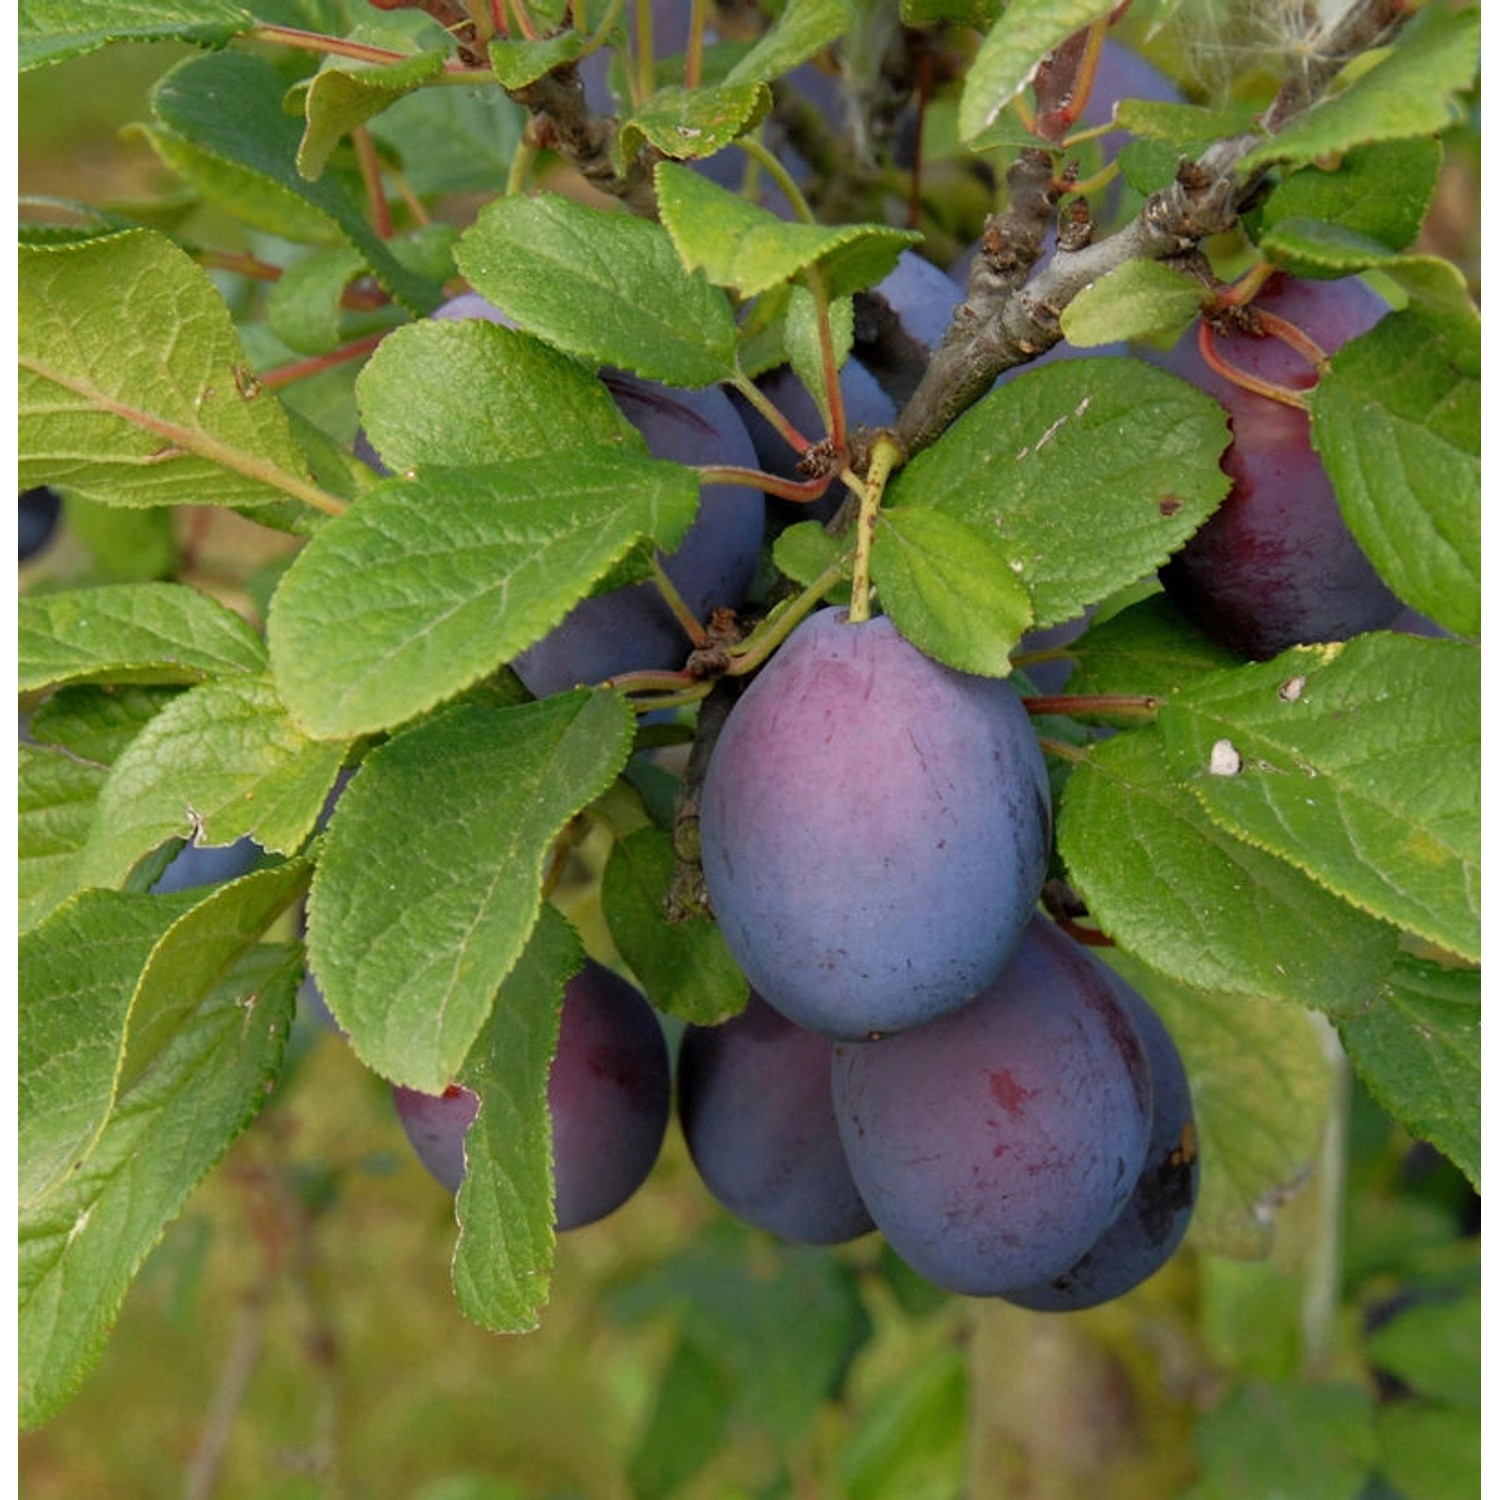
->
[16,0,1478,1475]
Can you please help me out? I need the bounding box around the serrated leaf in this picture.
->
[1058,728,1399,1014]
[19,889,201,1212]
[488,28,584,88]
[1060,258,1205,347]
[784,287,855,415]
[1310,308,1479,637]
[19,939,296,1429]
[1338,955,1478,1191]
[602,826,749,1024]
[74,674,348,892]
[958,0,1116,145]
[19,233,333,515]
[451,905,582,1332]
[893,357,1231,628]
[143,51,442,312]
[620,82,770,162]
[1259,137,1442,276]
[355,319,641,472]
[1239,8,1478,176]
[1064,594,1242,701]
[656,162,918,300]
[772,520,853,596]
[294,47,448,181]
[267,451,700,739]
[19,583,267,693]
[305,692,634,1090]
[1106,952,1334,1261]
[1158,636,1479,962]
[871,506,1031,677]
[18,745,109,934]
[266,245,367,357]
[18,0,252,70]
[119,858,314,1096]
[368,78,525,197]
[455,192,739,387]
[28,684,181,764]
[723,0,855,86]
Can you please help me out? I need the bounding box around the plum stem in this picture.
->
[648,557,711,648]
[733,136,817,225]
[685,0,709,91]
[847,434,902,624]
[1024,692,1159,720]
[353,127,394,239]
[728,369,815,454]
[256,332,389,391]
[727,559,850,675]
[1196,320,1310,412]
[695,463,832,504]
[1255,308,1331,374]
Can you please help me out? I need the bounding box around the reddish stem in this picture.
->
[1021,692,1159,719]
[1196,320,1309,412]
[256,332,388,391]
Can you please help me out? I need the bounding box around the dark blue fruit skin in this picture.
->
[424,293,765,697]
[677,990,875,1245]
[20,486,62,563]
[699,607,1053,1040]
[1002,957,1198,1311]
[151,837,262,893]
[831,915,1154,1297]
[392,960,670,1231]
[1159,273,1401,660]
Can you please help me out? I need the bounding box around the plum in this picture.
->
[831,914,1154,1296]
[19,486,61,563]
[1159,272,1402,659]
[392,958,670,1231]
[699,607,1052,1040]
[1002,956,1198,1311]
[677,990,875,1245]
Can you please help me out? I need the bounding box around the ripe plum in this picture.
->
[392,959,670,1230]
[1159,273,1401,658]
[677,990,875,1245]
[699,607,1052,1040]
[1002,957,1198,1310]
[19,486,62,563]
[831,915,1154,1296]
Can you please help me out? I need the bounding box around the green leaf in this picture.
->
[74,674,348,892]
[1258,137,1443,276]
[871,506,1032,677]
[1190,1382,1376,1500]
[19,939,297,1429]
[656,161,918,301]
[354,319,641,472]
[1064,594,1242,701]
[893,356,1231,628]
[628,1338,734,1500]
[958,0,1116,146]
[265,245,368,357]
[1157,636,1479,962]
[118,858,314,1096]
[305,692,634,1091]
[142,51,442,312]
[1059,259,1205,347]
[1374,1402,1480,1500]
[487,29,585,88]
[293,48,448,181]
[19,889,199,1212]
[771,520,853,598]
[267,452,700,739]
[19,583,267,694]
[838,1344,968,1500]
[29,683,181,764]
[723,0,855,87]
[1338,955,1479,1192]
[18,744,109,934]
[1239,8,1479,176]
[368,78,525,197]
[62,494,177,582]
[1058,728,1399,1015]
[1366,1290,1479,1409]
[18,0,252,70]
[620,82,770,163]
[601,826,749,1024]
[455,192,739,387]
[1108,954,1334,1261]
[19,233,333,516]
[1310,308,1480,637]
[784,286,855,414]
[451,905,582,1333]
